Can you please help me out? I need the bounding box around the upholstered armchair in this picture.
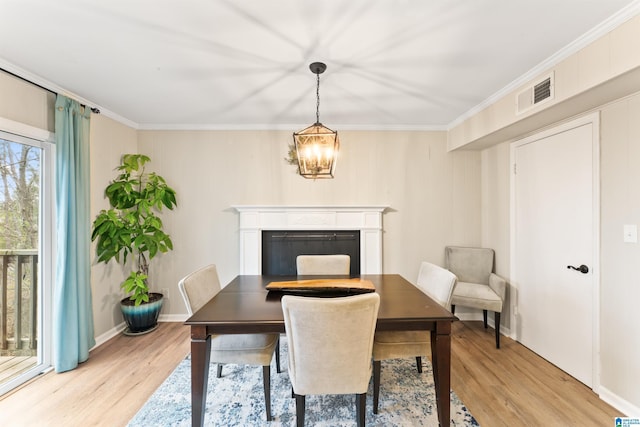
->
[281,293,380,427]
[371,261,457,414]
[178,264,281,421]
[445,246,507,348]
[296,254,350,275]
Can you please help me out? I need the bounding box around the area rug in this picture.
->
[129,341,479,426]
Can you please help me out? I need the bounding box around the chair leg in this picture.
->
[356,393,366,427]
[373,360,381,414]
[216,364,223,378]
[451,304,456,315]
[415,356,423,373]
[483,310,488,328]
[294,393,305,427]
[275,336,281,373]
[262,365,272,421]
[495,311,501,349]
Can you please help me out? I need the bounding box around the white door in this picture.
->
[512,114,598,387]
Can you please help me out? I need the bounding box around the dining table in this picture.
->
[184,274,458,426]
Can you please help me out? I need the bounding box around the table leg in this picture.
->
[430,321,452,426]
[191,325,211,427]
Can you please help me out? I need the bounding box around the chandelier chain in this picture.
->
[316,72,320,124]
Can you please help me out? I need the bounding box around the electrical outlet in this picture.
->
[623,224,638,243]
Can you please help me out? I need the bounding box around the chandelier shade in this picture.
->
[293,122,339,178]
[293,62,339,179]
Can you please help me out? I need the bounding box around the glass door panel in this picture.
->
[0,133,52,395]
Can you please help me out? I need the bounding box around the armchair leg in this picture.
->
[415,356,423,373]
[262,365,272,421]
[483,310,488,328]
[373,360,381,414]
[495,312,501,349]
[356,393,366,427]
[216,364,223,378]
[294,393,305,427]
[275,336,281,373]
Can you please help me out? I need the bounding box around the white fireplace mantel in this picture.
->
[232,205,388,274]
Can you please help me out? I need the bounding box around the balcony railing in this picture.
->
[0,250,38,357]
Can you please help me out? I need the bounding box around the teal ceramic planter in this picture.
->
[120,293,164,335]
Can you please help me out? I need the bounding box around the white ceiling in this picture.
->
[1,0,638,130]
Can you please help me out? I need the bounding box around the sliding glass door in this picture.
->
[0,131,53,395]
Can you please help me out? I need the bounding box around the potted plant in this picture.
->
[91,154,177,335]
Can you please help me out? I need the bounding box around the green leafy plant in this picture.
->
[91,154,177,305]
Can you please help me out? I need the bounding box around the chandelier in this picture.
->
[292,62,339,179]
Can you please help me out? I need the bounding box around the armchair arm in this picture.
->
[489,272,507,301]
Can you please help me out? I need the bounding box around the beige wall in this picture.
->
[480,142,511,327]
[137,130,481,316]
[478,91,640,413]
[0,71,54,132]
[89,115,138,337]
[599,92,640,408]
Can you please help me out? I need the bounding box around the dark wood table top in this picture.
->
[185,274,457,332]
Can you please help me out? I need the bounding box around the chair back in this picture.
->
[178,264,222,315]
[416,261,458,308]
[281,292,380,396]
[296,254,350,275]
[445,246,494,285]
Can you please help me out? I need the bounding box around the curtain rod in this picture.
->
[1,67,101,114]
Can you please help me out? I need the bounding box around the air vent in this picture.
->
[516,72,554,114]
[534,77,552,103]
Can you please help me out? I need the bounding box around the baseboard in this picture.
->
[92,322,126,350]
[599,386,640,417]
[91,316,186,351]
[159,314,189,322]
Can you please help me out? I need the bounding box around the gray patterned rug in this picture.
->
[129,340,479,426]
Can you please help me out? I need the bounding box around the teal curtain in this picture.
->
[53,94,95,372]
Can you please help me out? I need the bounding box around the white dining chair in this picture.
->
[371,261,457,414]
[282,292,380,427]
[296,254,350,275]
[178,264,281,421]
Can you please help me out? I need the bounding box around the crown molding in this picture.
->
[136,122,446,131]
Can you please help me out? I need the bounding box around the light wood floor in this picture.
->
[450,321,619,426]
[0,321,619,426]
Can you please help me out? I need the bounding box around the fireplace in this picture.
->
[232,206,387,275]
[262,230,361,275]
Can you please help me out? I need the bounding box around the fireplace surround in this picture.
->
[232,205,387,274]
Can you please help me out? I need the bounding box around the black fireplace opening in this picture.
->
[261,230,361,275]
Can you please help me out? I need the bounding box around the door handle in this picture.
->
[567,264,589,274]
